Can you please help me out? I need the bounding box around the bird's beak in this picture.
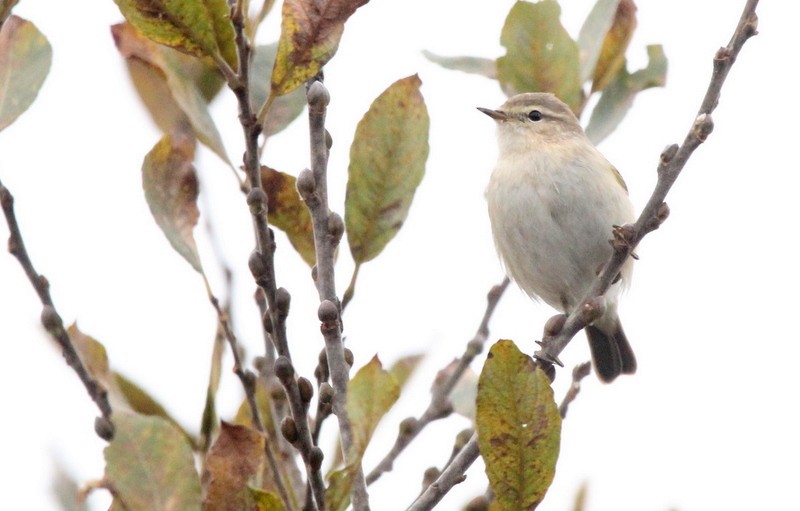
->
[477,107,508,121]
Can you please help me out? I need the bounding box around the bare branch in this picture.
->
[228,4,325,509]
[534,0,760,373]
[298,79,370,510]
[0,179,114,438]
[406,434,481,511]
[558,362,592,418]
[366,278,510,485]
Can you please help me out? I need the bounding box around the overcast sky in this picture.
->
[1,1,797,510]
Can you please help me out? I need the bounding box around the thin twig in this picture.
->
[298,79,370,510]
[365,278,510,485]
[534,0,760,374]
[227,2,325,509]
[558,362,592,419]
[406,435,480,511]
[0,179,114,438]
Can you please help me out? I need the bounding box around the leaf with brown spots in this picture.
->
[270,0,369,96]
[345,75,429,266]
[142,133,204,273]
[476,340,561,511]
[112,0,237,70]
[104,412,201,511]
[260,166,316,266]
[590,0,637,92]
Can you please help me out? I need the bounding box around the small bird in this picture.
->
[479,92,636,382]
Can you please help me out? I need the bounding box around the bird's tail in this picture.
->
[585,317,637,383]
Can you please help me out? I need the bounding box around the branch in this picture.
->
[228,4,325,509]
[366,278,510,485]
[297,80,370,511]
[406,434,481,511]
[558,362,592,419]
[534,0,760,373]
[0,179,114,439]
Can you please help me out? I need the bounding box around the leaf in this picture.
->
[260,166,316,266]
[51,462,89,511]
[67,323,111,383]
[201,422,265,511]
[347,355,400,459]
[422,50,497,79]
[585,44,667,144]
[324,469,350,511]
[591,0,637,92]
[388,353,424,389]
[250,44,306,137]
[497,0,582,112]
[112,23,230,163]
[112,0,237,70]
[576,0,620,83]
[104,412,201,511]
[271,0,369,96]
[113,372,196,449]
[0,15,52,132]
[200,324,226,451]
[142,133,204,273]
[1,1,20,23]
[476,340,561,511]
[345,74,429,264]
[249,487,285,511]
[326,356,399,510]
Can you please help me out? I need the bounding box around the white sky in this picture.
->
[1,1,798,510]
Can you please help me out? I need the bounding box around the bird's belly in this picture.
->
[487,177,616,312]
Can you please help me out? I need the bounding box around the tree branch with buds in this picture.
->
[534,0,760,375]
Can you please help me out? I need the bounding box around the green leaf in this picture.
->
[585,44,667,144]
[104,412,201,511]
[249,487,285,511]
[324,469,350,511]
[250,44,306,137]
[347,355,400,459]
[497,0,582,112]
[201,422,265,511]
[422,50,497,79]
[345,74,429,264]
[590,0,637,92]
[142,133,204,273]
[112,23,230,164]
[476,340,561,511]
[576,0,620,83]
[51,462,90,511]
[200,324,225,451]
[113,372,196,449]
[388,353,424,390]
[0,15,51,132]
[260,166,316,266]
[112,0,237,70]
[326,356,400,510]
[65,324,195,448]
[271,0,369,96]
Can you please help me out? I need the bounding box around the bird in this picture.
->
[479,92,636,382]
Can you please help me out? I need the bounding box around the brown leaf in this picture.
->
[201,422,265,511]
[260,166,316,266]
[592,0,637,92]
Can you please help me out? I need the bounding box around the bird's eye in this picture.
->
[528,110,543,122]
